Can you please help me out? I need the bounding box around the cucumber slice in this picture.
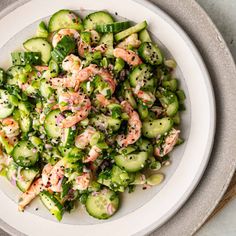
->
[111,165,131,188]
[129,64,153,87]
[137,103,149,120]
[115,21,147,42]
[61,127,76,147]
[36,21,49,38]
[159,91,179,117]
[139,29,152,42]
[96,21,130,33]
[6,163,18,182]
[138,42,163,65]
[0,89,14,119]
[0,134,14,154]
[16,168,39,192]
[142,118,173,138]
[12,141,39,167]
[23,37,52,64]
[19,113,32,133]
[86,188,119,219]
[48,9,82,32]
[114,151,148,172]
[11,52,41,66]
[0,68,6,86]
[124,90,137,109]
[99,33,114,58]
[139,139,153,155]
[40,190,64,221]
[84,11,114,30]
[44,109,63,138]
[39,79,53,99]
[51,35,76,63]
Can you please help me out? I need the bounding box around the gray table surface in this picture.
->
[0,0,235,235]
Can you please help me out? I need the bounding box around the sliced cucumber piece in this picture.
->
[114,151,148,172]
[115,21,147,42]
[44,109,63,138]
[96,21,130,33]
[99,33,114,57]
[11,52,41,66]
[138,42,163,65]
[39,79,53,99]
[16,168,39,192]
[129,64,153,87]
[124,90,137,109]
[40,190,64,221]
[111,165,131,188]
[139,29,152,42]
[36,21,49,38]
[86,188,119,219]
[142,118,173,138]
[139,139,153,155]
[12,141,39,167]
[19,113,32,133]
[84,11,114,30]
[23,37,52,64]
[0,134,14,154]
[0,89,14,119]
[51,35,76,63]
[61,127,76,147]
[0,68,6,86]
[48,9,82,32]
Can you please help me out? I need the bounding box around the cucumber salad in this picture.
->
[0,9,186,221]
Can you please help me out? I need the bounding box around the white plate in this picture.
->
[0,0,215,235]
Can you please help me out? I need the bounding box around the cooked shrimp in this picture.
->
[47,159,65,193]
[154,129,180,157]
[74,172,91,190]
[75,64,116,93]
[96,94,118,107]
[133,90,156,107]
[75,126,96,149]
[117,101,142,147]
[113,48,142,66]
[0,117,20,139]
[18,178,44,211]
[117,33,141,49]
[52,29,80,48]
[83,145,102,163]
[58,91,91,128]
[86,29,101,45]
[62,54,82,74]
[35,66,49,72]
[41,163,53,187]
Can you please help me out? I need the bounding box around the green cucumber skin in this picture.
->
[83,11,114,30]
[48,9,82,32]
[23,37,52,64]
[85,189,119,219]
[142,118,174,138]
[96,21,130,33]
[138,42,163,65]
[11,52,41,66]
[115,21,147,42]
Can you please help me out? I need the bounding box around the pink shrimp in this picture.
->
[83,145,102,163]
[18,178,44,211]
[0,117,20,139]
[75,126,96,149]
[74,172,91,190]
[134,90,156,107]
[58,91,91,128]
[96,94,118,107]
[77,39,107,58]
[52,29,80,48]
[47,159,65,193]
[117,101,142,147]
[75,64,116,93]
[117,33,141,49]
[41,163,53,188]
[154,129,180,157]
[113,48,142,66]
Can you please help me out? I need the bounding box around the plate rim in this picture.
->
[0,0,216,235]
